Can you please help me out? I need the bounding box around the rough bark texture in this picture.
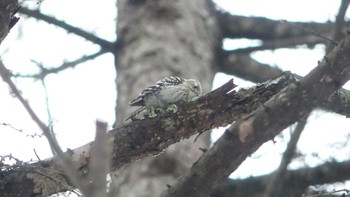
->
[162,35,350,197]
[0,0,18,45]
[113,0,221,196]
[1,73,297,196]
[212,160,350,197]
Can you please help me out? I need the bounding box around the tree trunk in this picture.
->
[113,0,221,196]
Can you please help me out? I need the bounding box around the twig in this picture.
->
[33,148,41,161]
[0,122,43,138]
[0,60,87,193]
[40,78,58,155]
[41,79,52,122]
[262,113,309,197]
[13,50,106,79]
[18,8,115,52]
[0,61,60,152]
[0,154,24,166]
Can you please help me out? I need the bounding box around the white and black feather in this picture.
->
[129,76,184,107]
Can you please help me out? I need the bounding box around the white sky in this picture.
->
[1,0,349,190]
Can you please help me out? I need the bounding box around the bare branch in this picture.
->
[216,12,336,41]
[227,35,323,54]
[212,160,350,197]
[283,20,338,46]
[162,35,350,197]
[40,79,52,123]
[326,0,350,54]
[220,53,283,82]
[263,114,309,197]
[1,71,296,196]
[18,7,116,52]
[333,0,350,42]
[0,154,24,168]
[0,60,87,194]
[3,35,350,196]
[2,37,350,195]
[13,50,106,79]
[219,52,350,119]
[0,122,44,138]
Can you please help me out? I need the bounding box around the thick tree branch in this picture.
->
[19,7,116,52]
[3,6,350,196]
[326,0,350,54]
[228,35,323,54]
[1,72,297,196]
[220,52,350,118]
[3,37,350,195]
[212,160,350,197]
[320,89,350,117]
[220,53,283,82]
[333,0,350,42]
[109,73,297,171]
[161,35,350,196]
[216,12,335,41]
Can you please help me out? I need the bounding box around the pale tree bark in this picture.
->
[112,0,221,196]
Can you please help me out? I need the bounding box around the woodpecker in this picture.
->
[128,76,202,119]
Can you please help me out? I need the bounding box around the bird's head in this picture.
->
[185,79,202,98]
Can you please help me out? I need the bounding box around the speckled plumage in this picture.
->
[129,76,202,108]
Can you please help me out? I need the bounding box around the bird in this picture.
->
[128,76,202,119]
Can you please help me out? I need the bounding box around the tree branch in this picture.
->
[326,0,350,54]
[262,114,309,197]
[212,159,350,197]
[320,89,350,117]
[12,50,107,79]
[220,53,283,82]
[161,35,350,196]
[18,7,116,52]
[216,12,336,41]
[219,52,350,118]
[3,35,350,195]
[0,60,88,195]
[227,35,323,54]
[1,72,297,196]
[333,0,350,42]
